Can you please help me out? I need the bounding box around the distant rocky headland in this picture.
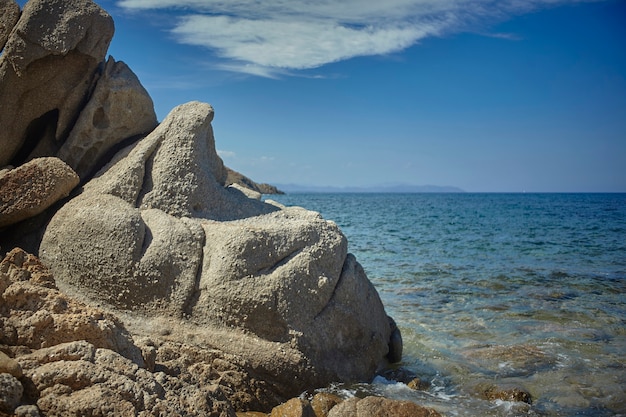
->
[225,167,284,196]
[0,1,445,416]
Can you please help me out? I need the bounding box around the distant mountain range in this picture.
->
[273,183,465,193]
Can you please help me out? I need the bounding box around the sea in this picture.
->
[268,193,626,417]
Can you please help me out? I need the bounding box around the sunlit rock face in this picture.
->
[1,0,399,410]
[41,101,394,393]
[0,0,114,168]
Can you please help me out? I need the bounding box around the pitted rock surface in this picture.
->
[41,101,393,395]
[0,157,79,228]
[0,0,114,167]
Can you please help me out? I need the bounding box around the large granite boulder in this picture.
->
[57,55,158,180]
[2,0,398,410]
[0,0,114,167]
[41,102,275,313]
[40,101,394,396]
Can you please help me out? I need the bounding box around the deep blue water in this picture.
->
[269,193,626,417]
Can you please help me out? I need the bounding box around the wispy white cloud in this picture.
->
[117,0,602,76]
[171,15,437,70]
[481,32,524,40]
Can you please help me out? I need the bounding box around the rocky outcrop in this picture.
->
[0,0,20,51]
[0,157,79,228]
[0,0,158,254]
[0,0,114,167]
[226,167,284,195]
[0,247,142,363]
[229,182,262,200]
[57,55,158,180]
[1,249,400,415]
[40,102,276,312]
[40,101,393,395]
[1,0,400,413]
[16,339,239,416]
[0,248,285,415]
[0,249,281,417]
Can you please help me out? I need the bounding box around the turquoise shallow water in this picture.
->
[269,193,626,417]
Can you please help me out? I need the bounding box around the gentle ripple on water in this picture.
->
[270,193,626,416]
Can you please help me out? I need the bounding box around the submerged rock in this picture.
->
[462,344,557,377]
[483,384,532,404]
[327,396,442,417]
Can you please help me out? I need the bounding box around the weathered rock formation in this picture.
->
[0,0,20,51]
[1,248,407,416]
[57,55,158,180]
[0,0,114,167]
[0,157,79,228]
[226,167,284,195]
[40,101,393,393]
[0,248,142,363]
[0,0,155,254]
[0,248,277,415]
[0,0,402,414]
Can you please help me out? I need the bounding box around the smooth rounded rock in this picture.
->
[0,351,22,378]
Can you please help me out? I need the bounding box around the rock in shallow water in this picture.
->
[484,385,532,403]
[327,396,442,417]
[462,344,556,377]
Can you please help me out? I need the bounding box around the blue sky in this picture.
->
[19,0,626,192]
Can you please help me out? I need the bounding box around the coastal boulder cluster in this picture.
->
[0,0,423,415]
